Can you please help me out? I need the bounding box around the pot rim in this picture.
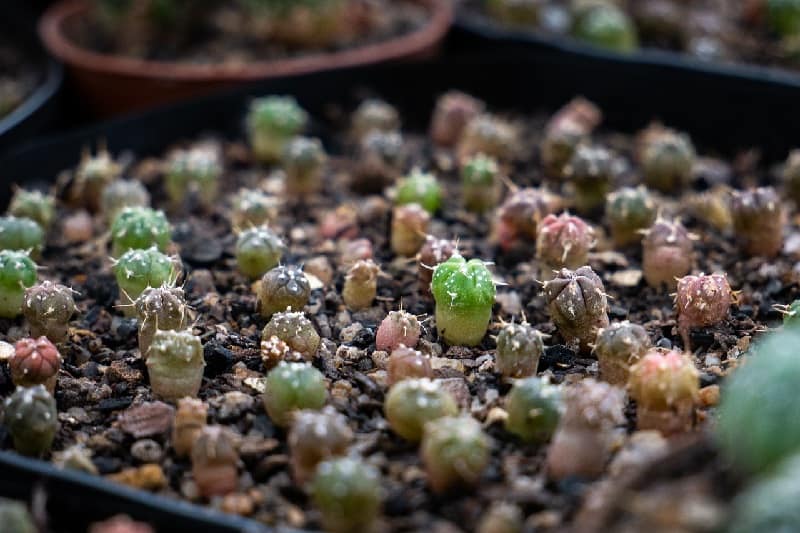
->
[39,0,453,82]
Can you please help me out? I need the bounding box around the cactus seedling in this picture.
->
[565,144,617,213]
[0,499,35,533]
[640,129,696,192]
[572,2,638,52]
[247,96,308,164]
[494,187,562,252]
[641,218,693,288]
[0,216,44,257]
[262,310,320,360]
[282,136,327,196]
[230,189,279,228]
[417,236,456,294]
[430,91,485,147]
[628,348,699,434]
[101,179,151,222]
[504,377,562,444]
[8,188,55,231]
[311,457,382,533]
[605,186,657,247]
[728,453,800,533]
[0,250,37,318]
[110,206,171,258]
[3,385,58,456]
[395,169,443,214]
[172,397,207,458]
[494,320,545,378]
[261,335,303,369]
[731,187,785,258]
[165,145,222,210]
[421,415,491,493]
[263,361,327,427]
[10,336,61,393]
[541,119,587,178]
[258,265,311,318]
[134,284,188,358]
[543,266,609,354]
[675,273,733,350]
[342,259,381,311]
[146,329,205,401]
[351,99,400,140]
[536,213,596,273]
[594,321,651,385]
[114,247,178,311]
[391,204,430,257]
[767,0,800,36]
[386,346,434,386]
[72,144,121,212]
[191,425,239,498]
[22,281,76,343]
[717,327,800,473]
[778,299,800,328]
[385,378,458,442]
[431,254,496,346]
[289,406,353,484]
[376,310,421,352]
[235,226,286,279]
[353,130,405,193]
[546,378,626,480]
[461,153,501,213]
[458,114,518,164]
[487,0,543,26]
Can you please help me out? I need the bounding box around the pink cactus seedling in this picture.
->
[675,273,734,350]
[376,309,422,352]
[10,336,61,393]
[536,213,596,273]
[386,345,434,386]
[641,218,694,288]
[494,187,562,253]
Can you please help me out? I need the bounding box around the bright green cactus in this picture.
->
[110,206,171,257]
[146,329,205,401]
[0,217,45,257]
[728,453,800,533]
[235,226,286,279]
[311,457,382,533]
[8,189,56,231]
[384,378,458,442]
[461,153,500,213]
[431,254,496,346]
[263,361,327,427]
[572,2,638,53]
[505,377,562,444]
[0,250,37,318]
[247,96,308,164]
[113,247,178,313]
[165,146,222,210]
[395,169,443,214]
[768,0,800,37]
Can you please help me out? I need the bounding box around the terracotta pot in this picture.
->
[39,0,453,117]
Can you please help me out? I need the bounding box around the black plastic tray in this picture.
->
[0,54,795,531]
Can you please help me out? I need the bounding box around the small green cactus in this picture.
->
[262,310,320,360]
[110,206,171,258]
[263,361,327,427]
[504,376,562,444]
[385,378,458,442]
[311,457,382,533]
[8,188,55,231]
[342,259,380,311]
[22,281,76,344]
[395,169,443,214]
[768,0,800,37]
[542,266,609,354]
[230,188,279,228]
[258,265,311,318]
[605,186,657,247]
[461,153,501,213]
[100,179,150,222]
[113,247,178,312]
[572,2,638,52]
[376,309,421,352]
[289,406,353,484]
[235,226,286,279]
[3,384,58,456]
[146,329,205,401]
[0,250,37,318]
[594,321,651,385]
[421,415,491,493]
[495,320,545,378]
[728,453,800,533]
[247,96,308,164]
[391,204,430,257]
[641,129,696,192]
[641,218,693,288]
[282,136,327,196]
[10,336,61,393]
[134,284,188,357]
[565,144,617,213]
[0,499,35,533]
[351,98,400,139]
[731,187,785,258]
[431,254,496,347]
[0,216,45,257]
[165,145,222,210]
[486,0,543,26]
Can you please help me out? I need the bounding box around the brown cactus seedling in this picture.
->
[675,273,734,351]
[536,213,596,274]
[172,397,208,458]
[730,187,785,258]
[191,426,239,499]
[594,321,652,386]
[391,204,430,257]
[430,91,485,147]
[494,187,562,254]
[288,406,353,485]
[545,96,603,135]
[457,114,518,164]
[542,266,609,354]
[641,218,694,288]
[386,345,434,386]
[342,259,381,311]
[417,236,456,295]
[10,336,61,393]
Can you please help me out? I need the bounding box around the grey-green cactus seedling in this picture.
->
[263,361,327,427]
[572,2,638,52]
[731,187,785,258]
[728,453,800,533]
[542,266,609,354]
[262,310,320,360]
[258,265,311,318]
[110,206,171,257]
[113,247,178,312]
[8,188,55,231]
[505,376,562,444]
[134,284,188,357]
[461,153,501,213]
[421,415,491,493]
[247,96,308,164]
[0,216,44,257]
[495,320,546,378]
[282,136,327,196]
[3,384,58,456]
[230,188,279,228]
[100,179,150,222]
[311,457,382,533]
[565,144,617,213]
[641,129,696,192]
[22,281,76,344]
[0,498,35,533]
[351,98,400,140]
[385,378,458,442]
[0,250,37,318]
[395,169,443,214]
[605,186,657,247]
[164,145,222,211]
[235,226,286,279]
[594,321,651,385]
[431,254,496,347]
[146,329,205,401]
[289,406,353,484]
